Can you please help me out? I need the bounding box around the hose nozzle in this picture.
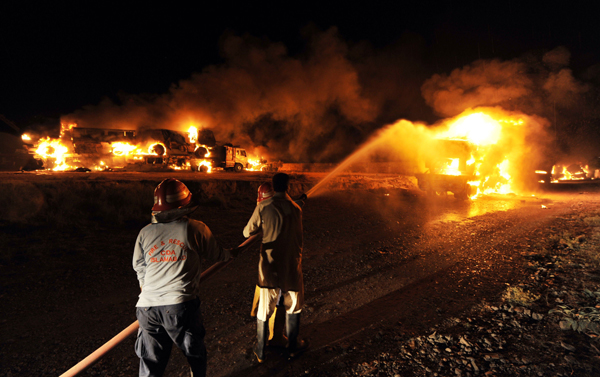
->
[294,193,308,207]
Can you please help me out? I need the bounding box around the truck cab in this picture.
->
[210,144,248,172]
[415,138,476,200]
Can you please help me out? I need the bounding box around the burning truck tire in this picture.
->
[190,165,209,173]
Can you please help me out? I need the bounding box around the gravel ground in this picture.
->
[332,196,600,377]
[2,176,600,377]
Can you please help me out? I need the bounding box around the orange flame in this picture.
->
[437,112,502,146]
[35,137,70,171]
[187,126,198,144]
[247,158,267,171]
[195,160,212,173]
[60,122,76,138]
[431,110,525,197]
[111,142,138,156]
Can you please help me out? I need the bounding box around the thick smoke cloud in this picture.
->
[421,46,590,118]
[172,28,381,162]
[65,28,387,162]
[421,46,598,161]
[62,27,433,163]
[421,59,533,117]
[63,32,599,165]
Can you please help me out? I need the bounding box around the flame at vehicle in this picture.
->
[426,109,533,197]
[435,158,462,176]
[61,122,76,137]
[34,137,70,171]
[111,142,138,156]
[187,126,198,144]
[94,161,107,171]
[110,141,167,157]
[193,160,212,173]
[551,164,589,182]
[436,112,503,146]
[247,158,268,171]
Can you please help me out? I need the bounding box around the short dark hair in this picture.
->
[272,173,289,192]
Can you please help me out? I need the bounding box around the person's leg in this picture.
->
[254,288,279,362]
[162,299,207,377]
[136,307,173,377]
[282,291,308,357]
[268,294,288,347]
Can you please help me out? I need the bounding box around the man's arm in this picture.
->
[243,205,262,238]
[188,220,232,263]
[132,232,146,289]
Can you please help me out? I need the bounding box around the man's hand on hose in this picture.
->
[228,247,242,258]
[229,232,263,259]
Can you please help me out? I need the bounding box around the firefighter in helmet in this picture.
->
[132,178,238,377]
[243,174,308,362]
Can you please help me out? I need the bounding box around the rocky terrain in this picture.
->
[1,172,600,377]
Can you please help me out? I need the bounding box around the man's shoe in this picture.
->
[287,338,309,359]
[253,343,265,363]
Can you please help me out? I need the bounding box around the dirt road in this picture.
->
[0,172,598,376]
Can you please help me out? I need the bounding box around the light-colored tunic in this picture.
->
[243,192,304,294]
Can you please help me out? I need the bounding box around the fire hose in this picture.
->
[59,233,262,377]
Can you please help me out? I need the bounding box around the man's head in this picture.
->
[257,182,275,203]
[152,178,192,211]
[272,173,289,193]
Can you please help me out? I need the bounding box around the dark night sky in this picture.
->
[1,1,599,132]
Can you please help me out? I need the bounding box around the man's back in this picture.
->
[133,217,223,307]
[254,192,303,292]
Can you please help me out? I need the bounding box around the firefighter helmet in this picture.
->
[152,178,192,211]
[257,182,274,203]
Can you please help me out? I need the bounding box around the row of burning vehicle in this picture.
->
[20,111,599,198]
[21,125,269,173]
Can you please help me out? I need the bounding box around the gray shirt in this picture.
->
[133,217,230,307]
